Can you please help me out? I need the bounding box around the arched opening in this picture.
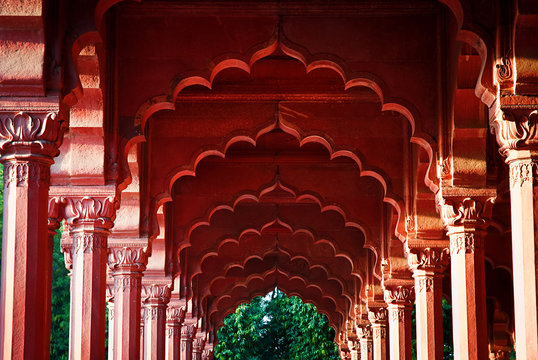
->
[214,288,340,360]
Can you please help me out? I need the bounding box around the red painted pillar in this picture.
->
[384,284,414,360]
[193,338,206,360]
[0,110,63,360]
[368,307,388,360]
[142,284,171,360]
[63,195,116,360]
[109,245,147,360]
[165,305,185,360]
[181,324,198,360]
[408,243,449,360]
[447,224,488,360]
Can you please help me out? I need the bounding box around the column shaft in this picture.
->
[387,303,412,360]
[109,247,146,360]
[143,284,170,360]
[180,324,197,360]
[0,110,62,360]
[63,195,116,360]
[358,327,373,360]
[165,306,185,360]
[369,309,388,360]
[448,229,488,360]
[507,158,538,358]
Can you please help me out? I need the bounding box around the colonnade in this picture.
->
[0,100,537,359]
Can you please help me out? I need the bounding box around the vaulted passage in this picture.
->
[0,1,536,359]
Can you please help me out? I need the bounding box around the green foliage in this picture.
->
[214,288,340,360]
[50,227,70,360]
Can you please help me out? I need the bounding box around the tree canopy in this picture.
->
[214,288,340,360]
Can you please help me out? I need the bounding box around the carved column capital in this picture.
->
[142,283,171,305]
[108,246,148,273]
[489,103,538,157]
[166,306,186,324]
[62,196,117,230]
[384,284,415,305]
[181,324,198,340]
[407,242,450,273]
[357,325,372,340]
[193,338,206,352]
[438,195,495,228]
[0,110,64,159]
[367,307,387,324]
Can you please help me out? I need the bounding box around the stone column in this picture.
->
[440,196,493,360]
[368,307,388,360]
[358,326,373,360]
[384,283,414,360]
[165,305,185,360]
[140,307,145,356]
[63,195,116,360]
[143,284,171,360]
[490,103,538,358]
[407,241,449,360]
[109,245,147,360]
[181,324,198,360]
[348,339,360,360]
[193,338,206,360]
[0,109,63,359]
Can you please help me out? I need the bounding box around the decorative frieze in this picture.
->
[416,277,434,293]
[4,161,47,187]
[73,233,107,253]
[509,160,538,188]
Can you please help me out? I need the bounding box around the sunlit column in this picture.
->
[408,242,449,360]
[180,324,197,360]
[165,305,185,360]
[358,326,373,360]
[384,284,414,360]
[368,307,388,360]
[142,284,171,360]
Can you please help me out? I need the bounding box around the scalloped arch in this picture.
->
[183,177,375,255]
[192,220,367,287]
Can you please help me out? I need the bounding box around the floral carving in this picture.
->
[144,307,165,320]
[384,286,414,305]
[3,162,47,187]
[490,108,538,156]
[142,284,171,303]
[202,349,214,360]
[181,324,197,339]
[416,277,434,293]
[357,326,372,339]
[193,338,206,351]
[0,112,64,156]
[64,196,117,228]
[439,196,494,227]
[166,306,186,323]
[73,233,107,253]
[450,233,483,254]
[496,56,513,82]
[368,308,387,324]
[108,247,147,272]
[509,161,538,188]
[408,247,449,272]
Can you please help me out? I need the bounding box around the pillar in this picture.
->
[193,338,206,360]
[109,245,147,360]
[63,195,116,360]
[348,339,360,360]
[358,326,373,360]
[445,214,488,360]
[181,324,197,360]
[384,284,414,360]
[408,243,449,360]
[506,152,538,358]
[143,284,171,360]
[368,307,388,360]
[490,101,538,358]
[165,305,185,360]
[0,109,63,359]
[140,307,145,356]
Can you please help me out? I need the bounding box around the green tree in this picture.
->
[214,288,340,360]
[50,227,70,359]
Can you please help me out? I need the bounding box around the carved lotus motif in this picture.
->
[0,112,63,156]
[64,196,117,227]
